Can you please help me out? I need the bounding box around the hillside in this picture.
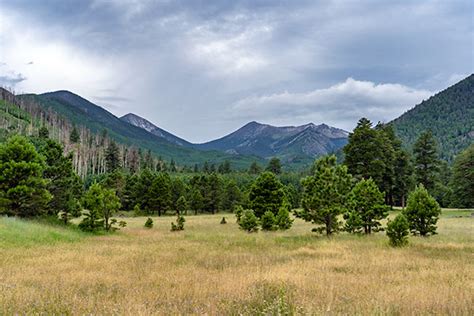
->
[196,121,348,162]
[391,74,474,161]
[120,113,191,147]
[17,91,262,168]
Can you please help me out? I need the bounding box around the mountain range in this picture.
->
[2,74,472,168]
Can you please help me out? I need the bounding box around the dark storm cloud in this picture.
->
[1,0,472,141]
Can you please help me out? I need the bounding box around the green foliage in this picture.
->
[249,172,286,218]
[144,217,153,228]
[220,217,227,224]
[413,131,440,192]
[392,74,474,162]
[275,202,293,230]
[261,211,277,231]
[403,184,441,236]
[345,178,389,234]
[105,140,121,172]
[69,126,80,143]
[266,157,282,174]
[190,188,204,214]
[80,182,121,232]
[239,209,259,232]
[133,204,143,217]
[176,195,188,215]
[386,214,410,247]
[149,172,172,216]
[39,139,83,222]
[450,144,474,208]
[234,205,244,223]
[248,161,261,174]
[0,135,52,217]
[298,155,353,235]
[171,214,185,231]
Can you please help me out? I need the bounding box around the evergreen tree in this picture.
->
[149,172,172,216]
[386,214,410,247]
[220,179,241,211]
[239,210,259,232]
[344,118,385,188]
[266,157,282,174]
[450,144,474,208]
[261,211,277,231]
[393,150,414,208]
[403,184,441,236]
[190,188,204,215]
[176,195,188,215]
[275,201,293,230]
[345,178,388,234]
[38,126,49,139]
[69,126,80,143]
[248,161,261,175]
[413,131,440,192]
[248,171,286,218]
[0,135,52,217]
[105,140,121,172]
[40,139,83,219]
[218,160,232,174]
[144,217,153,228]
[297,155,353,236]
[81,182,121,231]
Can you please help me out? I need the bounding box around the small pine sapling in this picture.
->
[261,211,277,231]
[144,217,153,228]
[220,217,227,224]
[386,214,410,247]
[239,210,259,232]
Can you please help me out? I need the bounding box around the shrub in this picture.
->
[171,214,185,231]
[220,217,227,224]
[144,217,153,228]
[386,214,410,247]
[133,204,143,217]
[234,205,244,223]
[239,210,259,232]
[403,184,441,236]
[275,203,293,230]
[261,211,277,231]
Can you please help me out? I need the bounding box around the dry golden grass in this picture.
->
[1,211,473,315]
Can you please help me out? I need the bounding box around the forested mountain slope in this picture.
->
[17,91,262,168]
[391,74,474,161]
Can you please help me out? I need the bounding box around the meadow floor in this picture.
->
[1,210,473,315]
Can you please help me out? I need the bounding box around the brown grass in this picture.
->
[1,211,473,315]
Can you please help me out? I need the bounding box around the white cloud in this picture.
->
[231,78,434,131]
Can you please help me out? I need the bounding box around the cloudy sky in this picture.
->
[0,0,472,142]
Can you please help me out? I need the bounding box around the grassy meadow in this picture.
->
[1,210,473,315]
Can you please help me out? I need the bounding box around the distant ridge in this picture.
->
[195,121,348,161]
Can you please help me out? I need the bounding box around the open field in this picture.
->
[1,210,473,315]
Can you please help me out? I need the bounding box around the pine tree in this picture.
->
[261,211,277,231]
[413,131,440,192]
[450,144,474,208]
[393,150,414,208]
[239,210,259,232]
[190,188,204,215]
[248,161,261,175]
[176,195,188,215]
[266,157,282,174]
[249,171,286,218]
[403,184,441,236]
[105,140,121,172]
[297,155,353,236]
[149,172,172,216]
[343,118,386,187]
[386,214,409,247]
[81,182,121,232]
[0,135,52,217]
[38,126,49,139]
[69,126,80,143]
[345,178,388,234]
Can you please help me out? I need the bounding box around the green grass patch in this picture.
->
[0,217,89,248]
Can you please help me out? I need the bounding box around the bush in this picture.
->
[144,217,153,228]
[261,211,277,231]
[275,204,293,230]
[403,184,441,236]
[220,217,227,224]
[239,210,259,232]
[234,205,244,223]
[386,214,409,247]
[133,204,143,217]
[171,215,185,231]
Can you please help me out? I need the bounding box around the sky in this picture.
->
[0,0,472,143]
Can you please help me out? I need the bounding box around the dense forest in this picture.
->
[391,74,474,162]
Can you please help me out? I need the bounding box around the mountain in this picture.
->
[196,121,348,161]
[120,113,191,147]
[17,91,263,168]
[391,74,474,162]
